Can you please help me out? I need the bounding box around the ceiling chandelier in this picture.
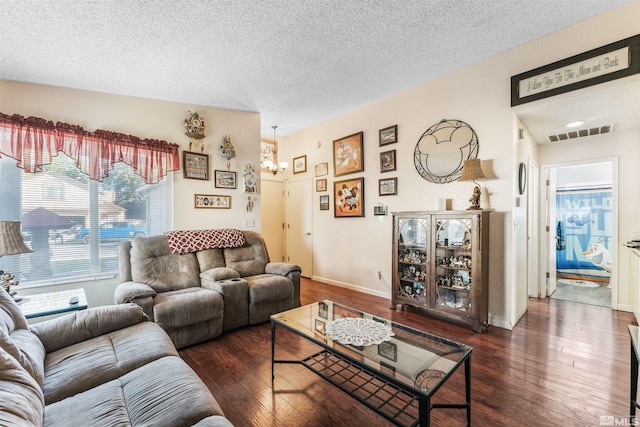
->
[263,125,288,175]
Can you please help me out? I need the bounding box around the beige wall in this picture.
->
[276,1,640,329]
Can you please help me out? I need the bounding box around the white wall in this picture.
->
[276,0,640,329]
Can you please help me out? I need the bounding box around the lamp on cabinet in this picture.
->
[459,159,486,210]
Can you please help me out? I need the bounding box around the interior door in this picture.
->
[260,178,285,262]
[546,167,558,297]
[285,179,313,277]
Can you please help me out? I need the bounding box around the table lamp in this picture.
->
[0,221,33,297]
[459,159,486,210]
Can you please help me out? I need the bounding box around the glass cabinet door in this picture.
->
[396,217,429,304]
[434,217,473,314]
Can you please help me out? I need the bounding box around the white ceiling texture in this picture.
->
[0,0,637,141]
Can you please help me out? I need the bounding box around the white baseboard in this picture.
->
[309,276,510,330]
[616,303,633,313]
[310,276,390,300]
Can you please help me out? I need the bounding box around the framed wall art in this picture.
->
[242,164,258,193]
[183,151,209,180]
[334,177,364,218]
[293,155,307,174]
[333,131,364,176]
[315,162,329,177]
[194,194,231,209]
[316,178,327,192]
[379,125,397,146]
[379,177,398,196]
[380,149,396,173]
[214,170,237,189]
[319,195,330,211]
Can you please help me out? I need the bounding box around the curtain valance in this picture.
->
[0,112,180,184]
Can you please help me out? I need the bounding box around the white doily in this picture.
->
[325,317,395,346]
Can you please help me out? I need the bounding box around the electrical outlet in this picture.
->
[243,219,255,228]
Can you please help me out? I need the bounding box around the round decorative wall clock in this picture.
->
[413,119,479,184]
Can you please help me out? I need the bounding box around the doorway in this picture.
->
[545,160,614,308]
[285,178,313,277]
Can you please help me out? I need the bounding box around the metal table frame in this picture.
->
[271,314,471,427]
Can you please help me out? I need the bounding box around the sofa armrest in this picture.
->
[266,262,302,308]
[202,278,249,332]
[265,262,301,277]
[114,281,157,304]
[29,303,148,353]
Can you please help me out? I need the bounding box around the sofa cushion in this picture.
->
[3,328,45,387]
[153,288,223,329]
[245,274,294,304]
[0,289,45,386]
[0,287,29,332]
[223,231,269,277]
[42,321,178,405]
[196,248,227,272]
[130,235,201,292]
[0,346,44,427]
[45,356,229,427]
[30,303,149,354]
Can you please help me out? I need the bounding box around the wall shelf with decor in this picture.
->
[391,210,489,332]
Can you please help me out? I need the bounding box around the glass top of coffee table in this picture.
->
[271,300,471,394]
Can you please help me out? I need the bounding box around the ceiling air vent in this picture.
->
[546,123,616,143]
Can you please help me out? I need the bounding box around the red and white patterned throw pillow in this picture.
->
[164,229,246,254]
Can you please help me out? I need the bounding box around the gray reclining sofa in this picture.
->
[115,229,301,349]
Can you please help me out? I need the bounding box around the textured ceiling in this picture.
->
[0,0,635,138]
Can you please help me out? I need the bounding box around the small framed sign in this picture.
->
[214,170,237,189]
[319,195,330,210]
[379,178,398,196]
[293,155,307,174]
[316,178,327,192]
[315,162,329,177]
[379,125,397,146]
[194,194,231,209]
[183,151,209,180]
[380,149,396,173]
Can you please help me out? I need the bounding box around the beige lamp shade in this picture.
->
[0,221,33,256]
[459,159,486,182]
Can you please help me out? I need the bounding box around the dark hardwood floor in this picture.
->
[180,278,637,426]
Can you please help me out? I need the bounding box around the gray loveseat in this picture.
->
[0,289,232,426]
[115,230,301,349]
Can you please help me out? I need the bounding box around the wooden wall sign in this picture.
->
[511,34,640,107]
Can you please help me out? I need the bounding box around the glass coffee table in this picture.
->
[271,300,471,427]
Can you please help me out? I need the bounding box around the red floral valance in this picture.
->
[0,112,180,184]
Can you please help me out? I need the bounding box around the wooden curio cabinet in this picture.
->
[391,211,489,332]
